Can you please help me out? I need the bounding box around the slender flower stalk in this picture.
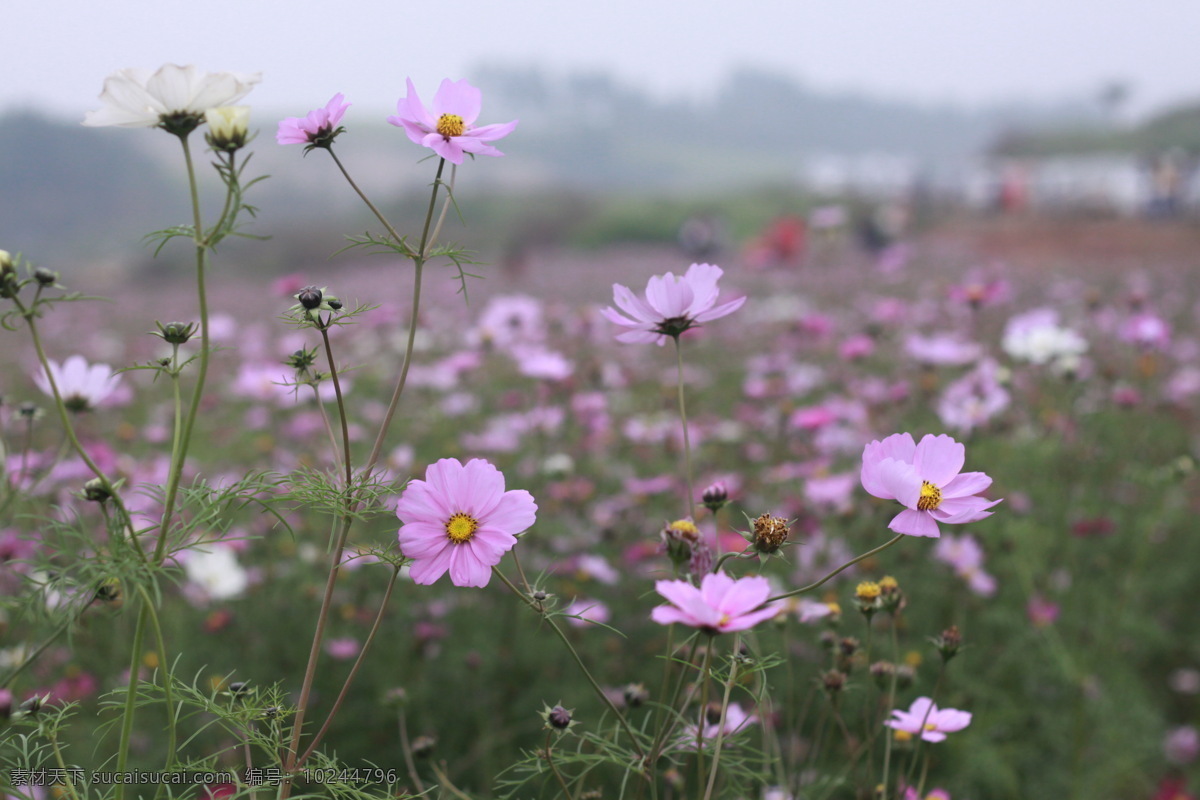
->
[703,636,742,800]
[769,535,906,603]
[675,337,695,516]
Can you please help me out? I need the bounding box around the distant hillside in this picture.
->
[991,100,1200,157]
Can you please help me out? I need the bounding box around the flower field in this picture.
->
[2,68,1200,800]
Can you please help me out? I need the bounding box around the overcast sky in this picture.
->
[5,0,1197,122]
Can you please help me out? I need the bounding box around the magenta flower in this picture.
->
[861,433,1001,538]
[396,458,536,588]
[651,572,780,634]
[277,93,350,147]
[387,78,517,165]
[601,263,746,345]
[885,697,971,742]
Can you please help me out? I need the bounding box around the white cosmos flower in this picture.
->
[184,545,249,601]
[33,355,122,412]
[83,64,261,129]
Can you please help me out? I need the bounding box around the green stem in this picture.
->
[769,534,905,603]
[1,613,74,689]
[702,636,740,800]
[299,567,401,764]
[152,134,214,565]
[879,621,902,800]
[115,601,149,800]
[492,565,645,759]
[545,731,576,800]
[674,337,695,517]
[318,326,353,488]
[695,638,713,790]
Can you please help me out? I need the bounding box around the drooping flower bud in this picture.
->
[82,478,112,503]
[932,625,962,662]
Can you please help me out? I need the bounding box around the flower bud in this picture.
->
[82,478,112,503]
[153,321,198,345]
[18,402,44,421]
[286,348,319,372]
[661,518,700,566]
[751,513,789,555]
[701,481,729,512]
[932,625,962,661]
[227,681,252,701]
[869,660,895,689]
[33,267,59,287]
[95,577,122,604]
[205,106,250,151]
[541,703,576,732]
[821,669,847,694]
[0,251,18,298]
[410,735,436,757]
[297,286,324,310]
[854,581,882,617]
[622,683,649,708]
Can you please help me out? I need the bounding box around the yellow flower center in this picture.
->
[445,512,479,544]
[917,481,942,511]
[855,581,882,601]
[924,722,938,731]
[436,113,466,138]
[670,519,699,537]
[893,730,913,743]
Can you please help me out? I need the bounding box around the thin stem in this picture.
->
[879,621,902,800]
[152,134,215,565]
[492,565,645,759]
[428,762,473,800]
[649,635,704,760]
[115,601,149,800]
[326,148,413,257]
[695,638,713,789]
[673,337,695,517]
[1,613,74,688]
[702,636,740,800]
[318,326,353,488]
[137,586,178,778]
[545,731,576,800]
[769,534,906,603]
[398,708,426,795]
[299,567,401,763]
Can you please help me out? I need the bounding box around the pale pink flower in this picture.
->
[396,458,536,588]
[1165,725,1200,765]
[324,637,361,660]
[680,702,758,748]
[861,433,1001,538]
[651,572,780,633]
[387,78,517,165]
[34,355,122,412]
[563,598,611,628]
[277,93,350,146]
[1120,311,1171,351]
[885,697,971,742]
[602,263,746,346]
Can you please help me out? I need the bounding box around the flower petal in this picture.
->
[913,434,965,486]
[888,509,941,537]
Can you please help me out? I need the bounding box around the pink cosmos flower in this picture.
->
[650,572,780,634]
[601,263,746,345]
[387,78,517,165]
[861,433,1001,538]
[396,458,536,588]
[885,697,971,742]
[277,93,350,146]
[34,355,122,412]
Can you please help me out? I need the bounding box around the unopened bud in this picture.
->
[623,683,649,708]
[154,321,197,345]
[701,481,729,512]
[205,106,250,152]
[297,286,324,310]
[33,267,58,287]
[933,625,962,661]
[821,670,847,693]
[410,735,436,757]
[82,478,112,503]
